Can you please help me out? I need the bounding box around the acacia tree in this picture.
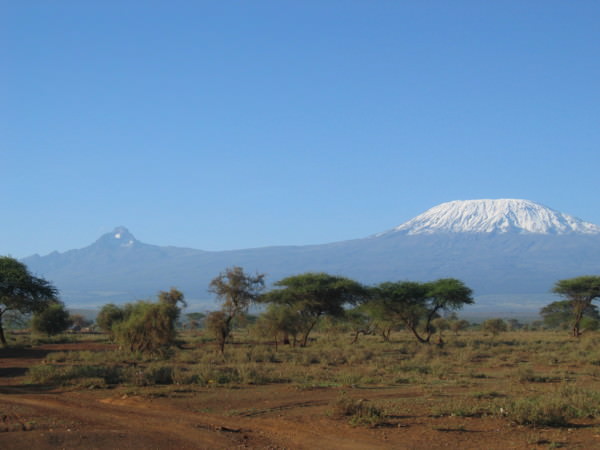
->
[371,278,473,344]
[552,276,600,337]
[541,300,600,330]
[259,272,368,347]
[0,256,58,346]
[208,267,265,353]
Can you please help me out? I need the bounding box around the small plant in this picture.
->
[471,390,505,400]
[330,393,385,427]
[501,396,573,427]
[514,366,559,383]
[431,397,493,418]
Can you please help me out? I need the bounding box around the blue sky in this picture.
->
[2,1,600,258]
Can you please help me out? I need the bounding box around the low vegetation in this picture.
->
[13,324,600,431]
[3,262,600,445]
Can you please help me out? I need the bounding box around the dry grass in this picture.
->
[20,328,600,428]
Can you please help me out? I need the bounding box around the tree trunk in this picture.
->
[0,313,6,346]
[572,305,584,338]
[408,324,429,344]
[381,328,391,342]
[301,319,319,347]
[301,331,310,347]
[436,335,445,348]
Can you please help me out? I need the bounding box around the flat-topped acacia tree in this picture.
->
[369,278,473,344]
[0,256,58,346]
[553,275,600,337]
[259,272,369,347]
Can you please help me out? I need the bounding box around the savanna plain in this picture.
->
[2,327,600,449]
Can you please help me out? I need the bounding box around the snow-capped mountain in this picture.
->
[381,199,600,236]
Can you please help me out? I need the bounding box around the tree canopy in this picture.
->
[209,267,265,319]
[0,256,58,345]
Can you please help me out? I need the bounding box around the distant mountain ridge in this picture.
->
[22,199,600,314]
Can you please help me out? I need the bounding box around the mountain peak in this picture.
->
[93,226,138,248]
[381,199,600,236]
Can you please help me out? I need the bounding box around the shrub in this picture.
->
[482,318,508,336]
[330,393,385,427]
[502,397,573,427]
[96,303,125,337]
[31,303,72,336]
[140,364,174,385]
[27,364,122,385]
[113,301,178,355]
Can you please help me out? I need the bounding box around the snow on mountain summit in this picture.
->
[383,199,600,236]
[92,226,138,248]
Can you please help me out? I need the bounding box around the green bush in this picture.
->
[113,301,178,355]
[96,304,125,337]
[31,303,72,336]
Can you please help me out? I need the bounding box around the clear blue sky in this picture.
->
[2,1,600,258]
